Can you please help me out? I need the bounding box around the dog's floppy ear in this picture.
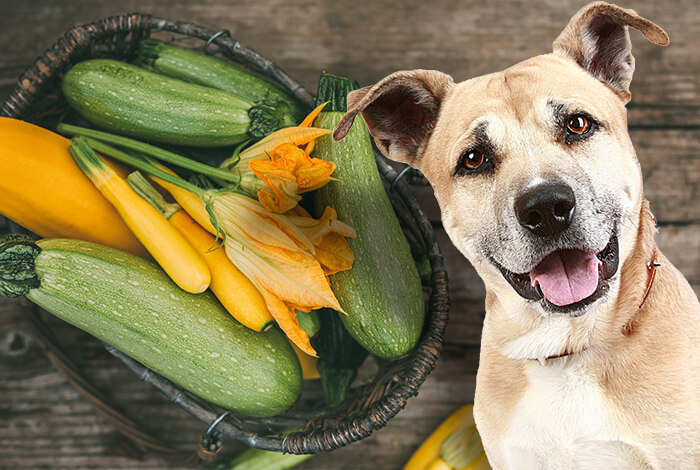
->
[332,70,453,166]
[553,1,669,102]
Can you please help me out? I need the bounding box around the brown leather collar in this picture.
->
[539,349,579,362]
[528,243,661,363]
[637,243,660,310]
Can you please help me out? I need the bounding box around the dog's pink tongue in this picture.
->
[530,250,600,306]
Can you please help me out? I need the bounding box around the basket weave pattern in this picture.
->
[0,13,450,455]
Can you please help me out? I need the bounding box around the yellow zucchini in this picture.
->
[69,138,210,294]
[127,171,274,331]
[0,117,147,257]
[404,405,476,470]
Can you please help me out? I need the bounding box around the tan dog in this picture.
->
[333,2,699,468]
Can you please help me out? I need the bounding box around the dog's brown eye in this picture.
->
[462,150,485,170]
[455,147,494,176]
[566,115,590,134]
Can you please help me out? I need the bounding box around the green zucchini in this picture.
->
[312,73,425,359]
[62,59,296,146]
[135,39,308,123]
[212,439,312,470]
[296,309,321,338]
[313,309,368,406]
[0,235,301,417]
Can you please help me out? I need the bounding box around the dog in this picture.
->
[332,2,700,468]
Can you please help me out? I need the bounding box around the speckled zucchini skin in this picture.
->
[136,39,309,123]
[28,239,302,417]
[62,59,295,146]
[312,74,425,359]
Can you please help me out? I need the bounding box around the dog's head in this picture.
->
[334,2,667,323]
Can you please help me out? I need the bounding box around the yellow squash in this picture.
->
[69,138,210,294]
[404,405,477,470]
[289,340,320,380]
[149,162,217,233]
[0,117,147,257]
[169,209,274,330]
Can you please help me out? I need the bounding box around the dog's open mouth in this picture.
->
[494,232,619,315]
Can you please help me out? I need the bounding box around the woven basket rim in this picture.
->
[0,12,450,455]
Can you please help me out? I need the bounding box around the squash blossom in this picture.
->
[287,205,356,275]
[248,143,336,213]
[222,103,336,213]
[210,192,353,356]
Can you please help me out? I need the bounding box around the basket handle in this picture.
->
[1,12,152,120]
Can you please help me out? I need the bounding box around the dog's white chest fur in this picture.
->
[500,358,651,470]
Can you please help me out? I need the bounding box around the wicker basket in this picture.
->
[1,13,449,457]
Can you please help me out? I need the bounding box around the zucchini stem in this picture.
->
[57,123,241,185]
[68,137,116,187]
[0,234,41,298]
[247,99,297,139]
[126,171,180,220]
[133,38,161,66]
[76,137,205,197]
[315,73,359,112]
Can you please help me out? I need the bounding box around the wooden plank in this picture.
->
[628,105,700,129]
[1,0,699,106]
[634,130,700,223]
[656,223,700,283]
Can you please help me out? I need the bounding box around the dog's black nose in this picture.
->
[515,182,576,237]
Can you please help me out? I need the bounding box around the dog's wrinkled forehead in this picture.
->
[419,54,626,188]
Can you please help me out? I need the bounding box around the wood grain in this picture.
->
[2,0,700,105]
[0,0,697,468]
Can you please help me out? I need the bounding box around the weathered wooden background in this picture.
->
[1,0,698,468]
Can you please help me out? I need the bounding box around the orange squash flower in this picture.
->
[220,103,336,213]
[287,205,356,275]
[248,143,335,213]
[209,192,348,356]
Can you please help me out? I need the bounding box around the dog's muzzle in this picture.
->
[494,231,619,315]
[490,181,620,315]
